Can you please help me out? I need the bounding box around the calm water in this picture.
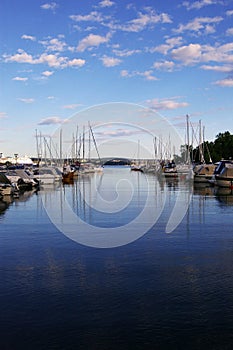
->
[1,167,233,350]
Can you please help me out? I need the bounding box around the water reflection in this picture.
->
[215,187,233,205]
[193,182,233,206]
[1,168,233,350]
[0,189,39,217]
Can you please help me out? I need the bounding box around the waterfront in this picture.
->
[1,167,233,349]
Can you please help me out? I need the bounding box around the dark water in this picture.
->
[1,167,233,350]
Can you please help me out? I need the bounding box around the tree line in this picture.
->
[192,131,233,163]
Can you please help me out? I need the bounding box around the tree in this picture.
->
[192,131,233,163]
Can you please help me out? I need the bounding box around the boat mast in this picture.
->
[89,121,102,164]
[60,129,63,166]
[186,114,190,164]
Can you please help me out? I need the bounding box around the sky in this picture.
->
[1,0,233,159]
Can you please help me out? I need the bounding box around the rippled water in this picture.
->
[1,167,233,349]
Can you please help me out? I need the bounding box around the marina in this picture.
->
[2,0,233,348]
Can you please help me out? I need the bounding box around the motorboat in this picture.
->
[194,163,216,183]
[209,160,233,186]
[215,163,233,188]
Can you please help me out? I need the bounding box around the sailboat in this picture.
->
[130,140,144,172]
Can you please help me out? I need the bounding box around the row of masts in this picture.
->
[35,122,101,166]
[35,115,209,166]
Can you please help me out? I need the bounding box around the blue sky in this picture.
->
[1,0,233,158]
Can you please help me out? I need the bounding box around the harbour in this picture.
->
[2,0,233,347]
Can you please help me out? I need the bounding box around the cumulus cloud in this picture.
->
[4,49,85,68]
[149,36,183,54]
[42,70,54,77]
[101,56,122,67]
[106,8,172,32]
[38,116,66,125]
[153,60,175,71]
[120,10,172,32]
[67,58,85,67]
[171,43,202,65]
[40,38,67,52]
[77,33,111,52]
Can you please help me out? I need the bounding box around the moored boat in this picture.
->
[0,173,14,196]
[162,161,178,178]
[194,163,216,183]
[215,163,233,188]
[208,160,233,186]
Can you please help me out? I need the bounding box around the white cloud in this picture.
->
[112,48,141,57]
[153,61,175,71]
[37,53,67,67]
[142,71,158,81]
[120,69,158,81]
[106,8,172,32]
[148,36,183,54]
[67,58,86,67]
[174,16,223,34]
[214,78,233,87]
[99,0,114,7]
[226,28,233,36]
[101,56,122,67]
[122,10,172,32]
[4,49,85,69]
[17,98,35,103]
[62,104,82,109]
[120,70,129,77]
[205,24,216,34]
[77,33,110,52]
[38,116,66,125]
[21,34,36,41]
[12,76,28,81]
[70,11,104,23]
[200,65,233,72]
[226,10,233,16]
[40,38,67,52]
[41,2,58,11]
[146,98,189,110]
[182,0,222,11]
[42,70,54,77]
[171,43,202,65]
[4,50,34,64]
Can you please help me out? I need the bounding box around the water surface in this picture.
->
[1,167,233,349]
